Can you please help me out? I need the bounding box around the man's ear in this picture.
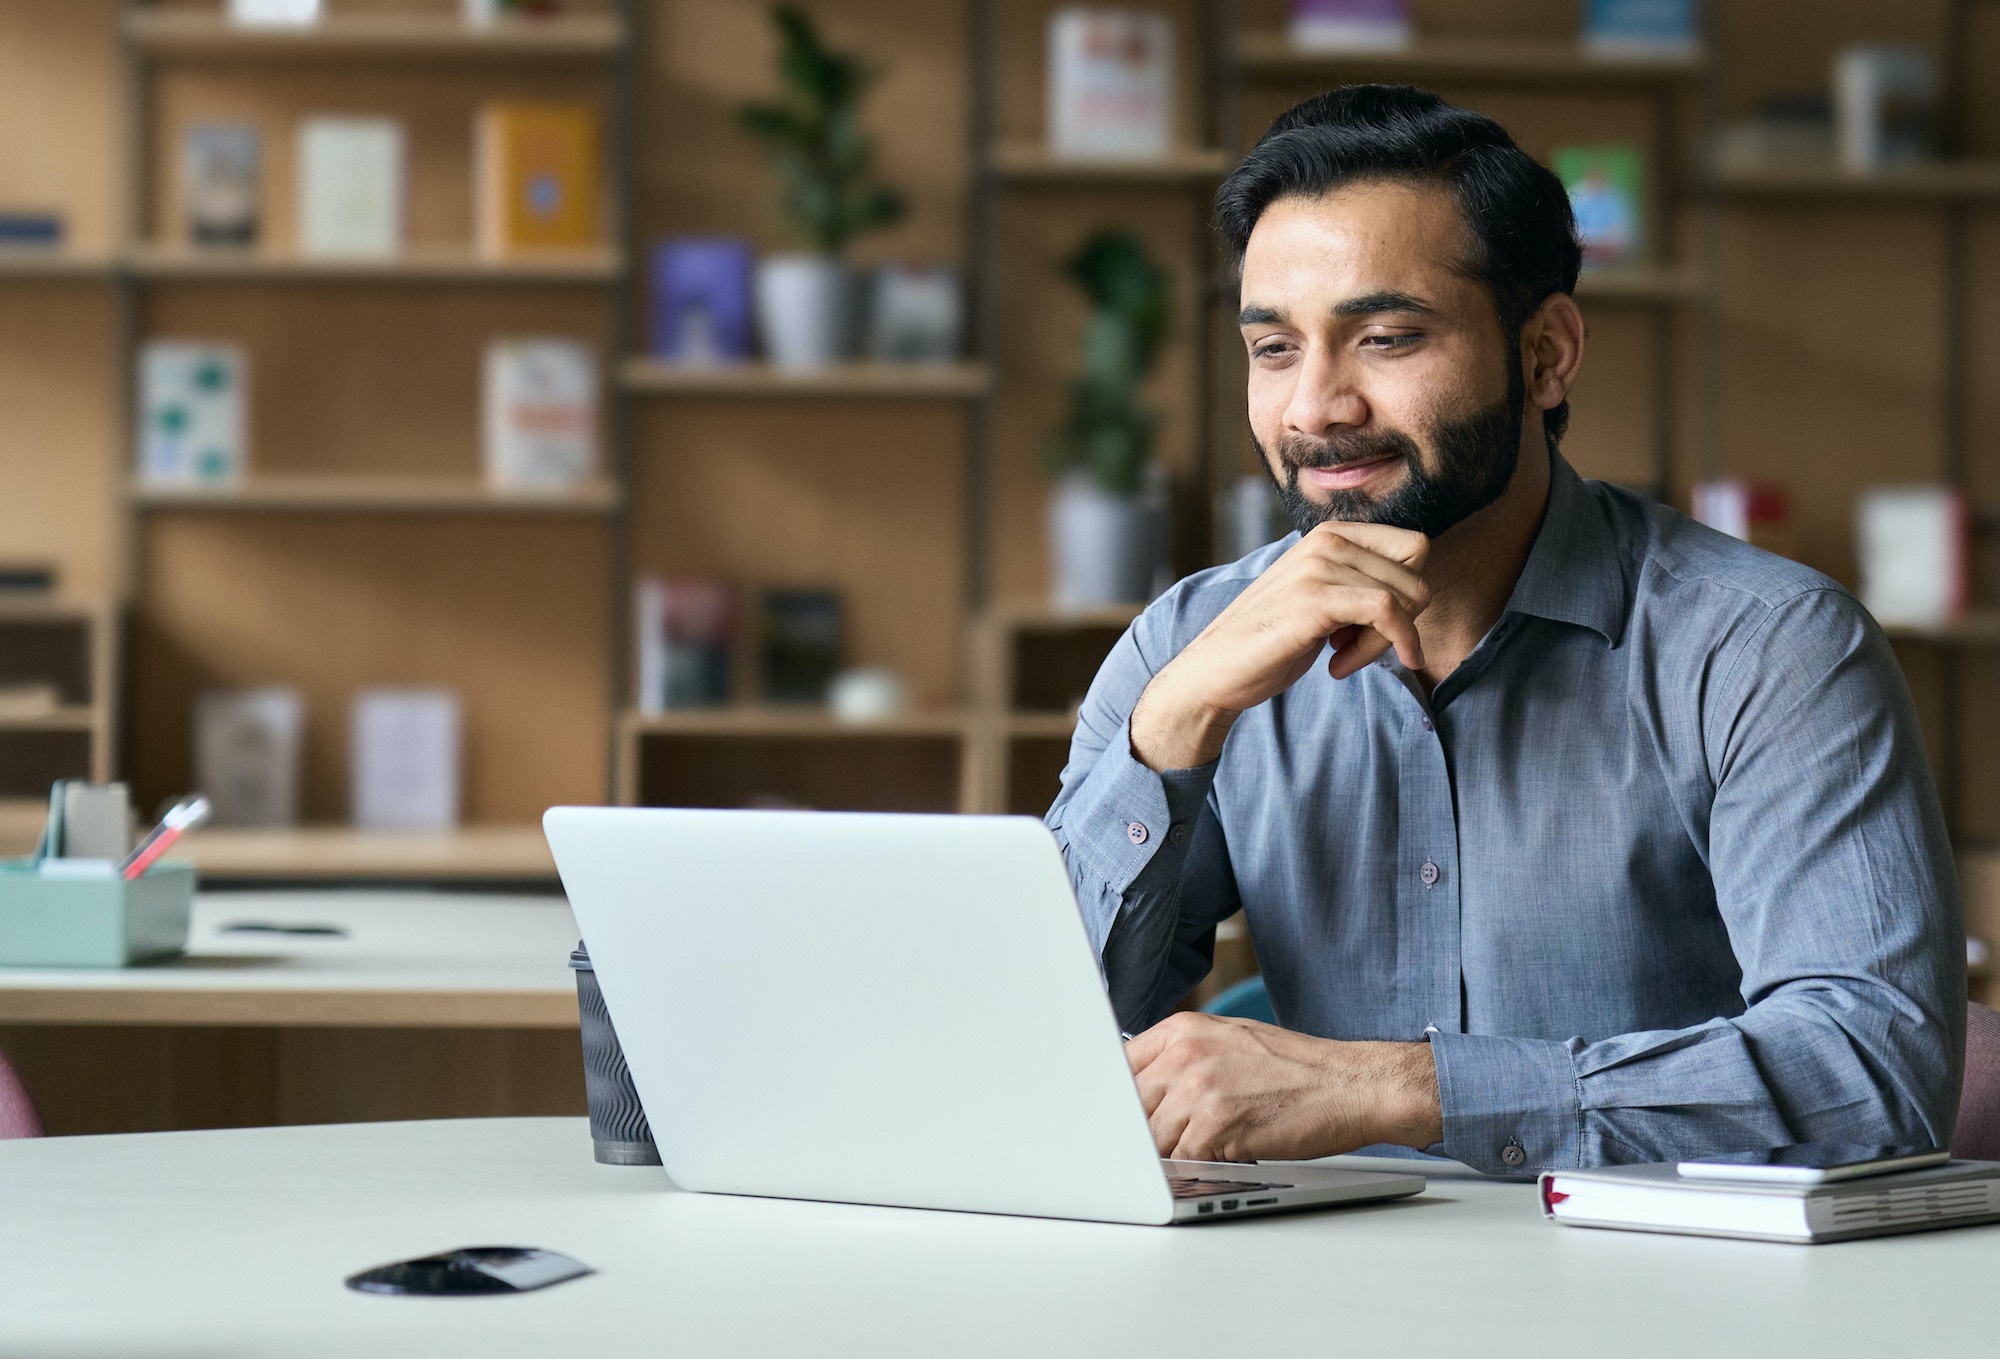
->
[1520,293,1585,413]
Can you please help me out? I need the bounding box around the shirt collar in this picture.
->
[1500,452,1634,645]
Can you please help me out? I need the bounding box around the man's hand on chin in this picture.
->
[1125,1012,1443,1162]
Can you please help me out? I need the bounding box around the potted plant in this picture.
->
[1045,230,1171,609]
[739,7,905,368]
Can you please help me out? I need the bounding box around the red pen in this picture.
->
[121,796,212,880]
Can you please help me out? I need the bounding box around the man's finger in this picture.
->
[1327,627,1392,679]
[1308,584,1424,672]
[1310,519,1430,570]
[1148,1101,1190,1158]
[1124,1022,1171,1074]
[1303,538,1432,617]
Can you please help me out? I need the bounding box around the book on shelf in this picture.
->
[136,341,246,486]
[648,237,755,364]
[297,116,405,258]
[464,0,563,21]
[1833,47,1937,172]
[1554,144,1646,270]
[474,102,602,258]
[350,688,462,832]
[868,262,962,362]
[1857,485,1967,628]
[182,122,261,248]
[0,212,62,249]
[229,0,322,24]
[760,589,844,705]
[1581,0,1699,57]
[195,687,304,828]
[635,577,734,714]
[481,338,599,490]
[1046,8,1173,161]
[1287,0,1412,53]
[1691,480,1793,560]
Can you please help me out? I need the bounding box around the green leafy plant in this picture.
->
[1045,231,1171,497]
[737,7,905,256]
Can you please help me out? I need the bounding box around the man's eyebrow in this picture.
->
[1331,290,1439,319]
[1237,303,1286,326]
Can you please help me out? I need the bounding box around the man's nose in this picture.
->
[1281,346,1368,436]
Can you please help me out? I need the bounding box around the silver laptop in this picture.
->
[544,807,1425,1226]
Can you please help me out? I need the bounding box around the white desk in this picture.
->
[0,891,580,1027]
[0,1117,1994,1357]
[0,894,583,1134]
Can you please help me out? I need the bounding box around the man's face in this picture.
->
[1238,181,1524,538]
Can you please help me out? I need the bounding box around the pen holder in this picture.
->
[0,859,196,967]
[569,944,661,1166]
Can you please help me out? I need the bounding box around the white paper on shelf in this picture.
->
[1046,9,1173,160]
[1857,485,1965,626]
[195,688,304,828]
[297,117,405,258]
[350,688,462,832]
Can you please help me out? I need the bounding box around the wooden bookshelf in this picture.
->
[0,596,119,797]
[624,707,974,738]
[124,9,624,62]
[989,142,1234,184]
[620,358,993,400]
[1231,32,1708,86]
[129,475,622,515]
[0,250,120,279]
[1713,160,2000,203]
[1881,611,2000,646]
[176,824,557,883]
[1573,266,1707,303]
[127,244,624,284]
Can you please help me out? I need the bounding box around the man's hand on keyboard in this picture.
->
[1124,1011,1442,1162]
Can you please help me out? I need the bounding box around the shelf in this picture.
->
[0,249,118,280]
[124,10,624,62]
[1574,266,1707,303]
[0,595,113,624]
[177,825,557,883]
[620,358,992,401]
[986,601,1145,631]
[625,708,973,739]
[990,143,1235,185]
[1880,611,2000,645]
[1713,160,2000,202]
[128,245,622,285]
[129,476,621,515]
[1234,33,1707,86]
[1005,713,1080,739]
[0,799,46,856]
[0,705,97,733]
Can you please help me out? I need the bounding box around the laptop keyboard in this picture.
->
[1168,1176,1294,1200]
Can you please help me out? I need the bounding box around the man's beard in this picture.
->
[1255,372,1526,539]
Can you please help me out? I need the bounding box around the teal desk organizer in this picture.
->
[0,859,196,967]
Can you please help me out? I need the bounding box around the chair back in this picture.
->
[0,1047,42,1139]
[1956,1003,2000,1161]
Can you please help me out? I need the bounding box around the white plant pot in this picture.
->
[755,253,858,369]
[1048,472,1159,611]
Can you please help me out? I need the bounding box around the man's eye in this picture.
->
[1364,333,1422,350]
[1251,342,1293,360]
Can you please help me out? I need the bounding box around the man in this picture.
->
[1047,85,1965,1175]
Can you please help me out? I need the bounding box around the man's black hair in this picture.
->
[1214,84,1583,448]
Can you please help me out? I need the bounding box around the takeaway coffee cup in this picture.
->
[568,944,661,1166]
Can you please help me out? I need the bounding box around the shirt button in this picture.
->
[1167,823,1187,844]
[1420,716,1433,732]
[1419,860,1440,887]
[1422,1023,1440,1036]
[1126,821,1148,846]
[1501,1140,1528,1169]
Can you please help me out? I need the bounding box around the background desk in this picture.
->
[2,1117,1996,1358]
[0,893,583,1134]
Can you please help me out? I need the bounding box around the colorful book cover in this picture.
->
[475,102,602,256]
[482,338,599,489]
[649,237,754,363]
[1289,0,1412,52]
[297,116,405,257]
[1582,0,1699,55]
[636,577,734,713]
[1554,144,1646,269]
[1046,9,1173,160]
[137,341,246,485]
[183,122,261,247]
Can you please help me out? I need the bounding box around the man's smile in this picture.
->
[1296,451,1405,493]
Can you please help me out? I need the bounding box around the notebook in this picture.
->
[1540,1160,2000,1244]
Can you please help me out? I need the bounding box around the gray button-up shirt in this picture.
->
[1048,454,1965,1175]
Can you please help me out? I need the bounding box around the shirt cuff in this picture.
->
[1428,1032,1585,1175]
[1056,717,1216,899]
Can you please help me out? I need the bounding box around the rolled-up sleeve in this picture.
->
[1431,587,1965,1174]
[1046,606,1241,1031]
